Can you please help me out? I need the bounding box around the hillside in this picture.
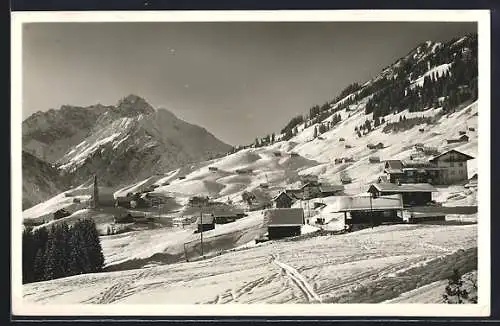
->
[21,151,70,210]
[22,95,233,208]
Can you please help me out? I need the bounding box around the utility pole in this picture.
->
[200,203,204,257]
[369,192,374,228]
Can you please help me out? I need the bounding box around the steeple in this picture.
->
[92,175,99,208]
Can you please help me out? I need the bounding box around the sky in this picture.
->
[22,22,476,146]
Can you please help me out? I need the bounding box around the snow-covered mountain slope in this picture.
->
[22,95,233,208]
[110,99,476,208]
[23,223,477,304]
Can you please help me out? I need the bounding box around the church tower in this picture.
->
[92,175,99,208]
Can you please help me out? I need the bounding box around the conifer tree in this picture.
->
[22,226,35,283]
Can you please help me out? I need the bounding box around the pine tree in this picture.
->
[271,133,275,143]
[82,219,105,273]
[22,227,35,283]
[44,225,65,280]
[33,246,47,282]
[32,227,49,281]
[68,221,89,275]
[313,126,318,138]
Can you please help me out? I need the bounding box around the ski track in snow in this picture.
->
[271,254,322,303]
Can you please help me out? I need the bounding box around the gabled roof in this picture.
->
[429,149,475,163]
[385,160,404,170]
[369,183,438,193]
[334,194,403,212]
[264,208,304,226]
[272,191,293,202]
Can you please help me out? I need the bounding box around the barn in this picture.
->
[318,184,345,197]
[272,191,293,208]
[264,208,304,240]
[368,183,437,207]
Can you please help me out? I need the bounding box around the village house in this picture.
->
[285,188,303,200]
[367,142,384,150]
[382,159,442,185]
[212,207,245,224]
[208,166,218,172]
[272,191,294,208]
[368,183,438,207]
[340,171,352,184]
[264,208,304,240]
[429,149,474,184]
[446,134,469,144]
[301,182,344,199]
[335,194,403,226]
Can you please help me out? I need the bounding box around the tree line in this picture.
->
[235,34,477,151]
[22,219,104,284]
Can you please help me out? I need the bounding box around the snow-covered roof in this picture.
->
[272,191,293,202]
[370,183,437,193]
[429,149,475,162]
[264,208,304,226]
[333,194,403,212]
[212,207,244,217]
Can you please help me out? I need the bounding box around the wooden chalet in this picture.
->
[272,191,294,208]
[335,194,403,226]
[429,149,474,184]
[446,134,469,144]
[367,142,384,150]
[264,208,304,240]
[382,159,442,185]
[368,183,437,207]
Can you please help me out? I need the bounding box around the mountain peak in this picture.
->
[116,94,155,116]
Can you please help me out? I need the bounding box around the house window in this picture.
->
[450,170,455,175]
[407,170,413,176]
[458,162,463,167]
[450,162,455,167]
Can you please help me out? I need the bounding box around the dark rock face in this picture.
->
[22,151,70,210]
